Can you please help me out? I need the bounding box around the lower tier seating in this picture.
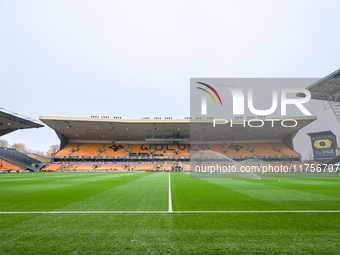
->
[0,159,24,171]
[42,162,303,172]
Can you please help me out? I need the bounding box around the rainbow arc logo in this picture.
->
[196,82,222,106]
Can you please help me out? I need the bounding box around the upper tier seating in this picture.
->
[272,143,299,156]
[208,144,224,154]
[170,144,189,156]
[247,143,282,157]
[130,144,142,154]
[54,142,299,158]
[224,143,254,157]
[135,144,153,154]
[72,143,104,157]
[101,144,129,157]
[163,144,179,156]
[55,143,79,157]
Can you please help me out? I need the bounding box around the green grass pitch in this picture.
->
[0,172,340,254]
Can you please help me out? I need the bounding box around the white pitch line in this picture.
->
[169,172,172,212]
[0,210,340,214]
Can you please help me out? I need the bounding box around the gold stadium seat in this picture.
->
[72,143,104,157]
[272,143,299,156]
[247,143,281,157]
[42,164,63,172]
[55,143,79,157]
[97,164,125,170]
[63,164,95,171]
[0,160,23,171]
[164,144,179,156]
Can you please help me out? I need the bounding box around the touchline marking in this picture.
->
[0,211,340,214]
[168,172,172,212]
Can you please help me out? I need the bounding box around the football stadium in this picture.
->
[0,69,340,253]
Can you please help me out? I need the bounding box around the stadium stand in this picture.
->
[153,144,165,154]
[136,164,156,171]
[26,153,51,164]
[0,109,45,172]
[182,164,191,171]
[39,116,315,172]
[164,144,178,156]
[101,144,129,157]
[96,164,125,171]
[225,143,254,157]
[55,143,206,158]
[43,163,63,172]
[177,145,190,156]
[54,143,301,159]
[272,142,300,156]
[63,164,95,171]
[208,144,224,154]
[55,143,80,157]
[0,159,24,171]
[130,144,142,154]
[72,143,103,157]
[247,143,282,157]
[139,144,153,153]
[51,142,299,160]
[0,147,46,171]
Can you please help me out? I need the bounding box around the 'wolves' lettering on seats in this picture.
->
[155,144,164,151]
[178,144,187,151]
[166,144,175,151]
[140,144,152,151]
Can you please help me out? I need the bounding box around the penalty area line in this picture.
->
[0,210,340,214]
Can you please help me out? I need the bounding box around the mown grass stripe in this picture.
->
[169,172,172,212]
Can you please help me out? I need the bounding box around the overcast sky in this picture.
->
[1,0,340,158]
